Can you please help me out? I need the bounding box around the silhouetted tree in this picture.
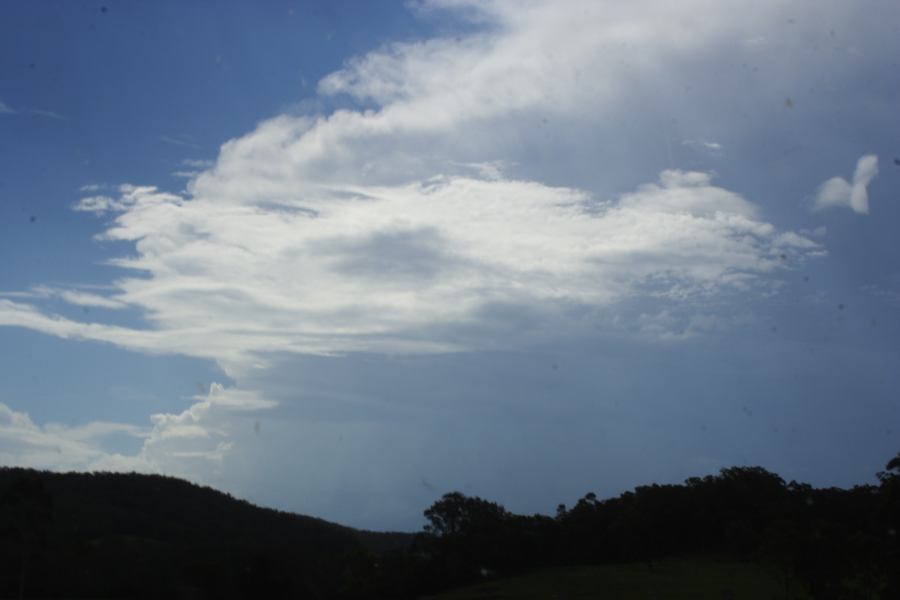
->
[877,452,900,597]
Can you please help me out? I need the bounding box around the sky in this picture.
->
[1,0,899,531]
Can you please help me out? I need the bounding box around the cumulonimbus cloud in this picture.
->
[9,0,887,488]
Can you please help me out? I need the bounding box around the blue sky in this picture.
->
[1,0,899,531]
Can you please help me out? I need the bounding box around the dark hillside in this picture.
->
[0,468,412,599]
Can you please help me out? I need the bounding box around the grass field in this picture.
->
[427,556,807,600]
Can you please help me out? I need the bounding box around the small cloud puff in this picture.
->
[682,139,724,155]
[73,195,125,214]
[813,154,879,214]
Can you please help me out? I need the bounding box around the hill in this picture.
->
[0,467,412,598]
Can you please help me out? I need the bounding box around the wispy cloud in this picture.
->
[13,285,127,309]
[182,158,214,168]
[172,160,213,178]
[0,103,66,119]
[30,108,66,120]
[159,134,200,149]
[58,289,126,310]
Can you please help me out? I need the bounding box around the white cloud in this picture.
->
[0,100,14,114]
[0,383,274,479]
[813,154,879,214]
[0,402,146,471]
[1,168,819,375]
[97,382,275,480]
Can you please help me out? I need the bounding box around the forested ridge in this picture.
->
[1,453,898,599]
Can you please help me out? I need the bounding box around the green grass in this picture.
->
[427,556,807,600]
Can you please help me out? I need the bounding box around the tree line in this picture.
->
[349,454,900,599]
